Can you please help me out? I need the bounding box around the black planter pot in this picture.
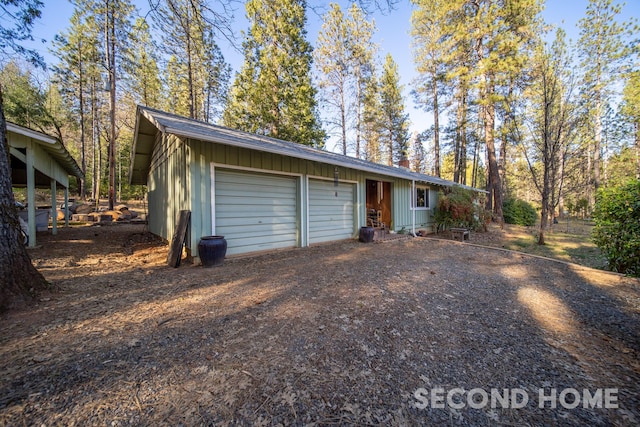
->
[198,236,227,267]
[359,226,375,243]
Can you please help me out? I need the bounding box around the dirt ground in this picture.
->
[1,223,639,426]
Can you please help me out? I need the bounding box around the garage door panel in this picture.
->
[309,179,355,244]
[215,170,298,255]
[216,203,297,216]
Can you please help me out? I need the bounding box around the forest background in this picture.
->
[1,0,638,231]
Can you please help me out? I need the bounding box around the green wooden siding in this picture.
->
[147,134,442,258]
[147,133,191,246]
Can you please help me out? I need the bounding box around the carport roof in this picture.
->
[7,122,83,183]
[130,105,482,192]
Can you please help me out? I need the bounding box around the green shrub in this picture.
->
[592,180,640,276]
[503,198,537,226]
[434,187,482,230]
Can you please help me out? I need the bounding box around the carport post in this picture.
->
[26,142,36,247]
[51,179,57,235]
[64,187,69,227]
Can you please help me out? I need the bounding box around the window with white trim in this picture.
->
[414,185,430,209]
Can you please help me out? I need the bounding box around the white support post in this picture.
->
[26,142,36,247]
[64,187,69,227]
[51,179,57,235]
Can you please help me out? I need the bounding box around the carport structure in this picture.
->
[6,122,83,247]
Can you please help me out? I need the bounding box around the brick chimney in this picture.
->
[398,155,410,169]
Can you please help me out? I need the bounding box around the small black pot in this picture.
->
[198,236,227,267]
[359,226,375,243]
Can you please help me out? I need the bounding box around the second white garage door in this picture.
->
[308,179,355,244]
[214,169,298,255]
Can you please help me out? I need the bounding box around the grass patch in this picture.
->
[483,219,608,270]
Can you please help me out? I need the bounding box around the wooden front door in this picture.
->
[366,179,392,228]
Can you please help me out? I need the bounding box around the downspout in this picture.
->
[411,179,416,237]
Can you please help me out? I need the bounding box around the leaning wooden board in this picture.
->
[167,210,191,268]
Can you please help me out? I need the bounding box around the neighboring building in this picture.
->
[129,106,478,260]
[7,122,83,247]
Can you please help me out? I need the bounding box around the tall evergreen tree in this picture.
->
[75,0,134,209]
[347,2,376,159]
[315,2,376,156]
[153,0,230,121]
[224,0,325,147]
[315,3,350,154]
[411,0,450,177]
[578,0,635,194]
[126,17,163,109]
[379,53,409,166]
[51,8,101,199]
[362,66,383,163]
[0,62,49,130]
[469,0,542,223]
[620,70,640,178]
[517,30,579,244]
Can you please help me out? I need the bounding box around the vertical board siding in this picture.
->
[308,179,355,244]
[156,137,445,258]
[148,134,190,244]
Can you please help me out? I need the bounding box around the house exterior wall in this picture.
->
[147,134,441,258]
[147,132,192,247]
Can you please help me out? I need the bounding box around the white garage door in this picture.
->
[309,179,355,244]
[214,170,298,255]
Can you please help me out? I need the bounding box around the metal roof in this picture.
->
[131,105,483,192]
[7,122,84,180]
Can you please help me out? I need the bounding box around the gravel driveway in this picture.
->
[1,224,639,426]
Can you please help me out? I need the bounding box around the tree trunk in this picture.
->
[341,86,347,155]
[459,89,467,185]
[432,75,440,177]
[593,79,602,192]
[471,135,479,188]
[106,1,117,211]
[0,87,49,312]
[483,84,503,225]
[635,120,640,179]
[355,66,362,159]
[79,40,87,200]
[388,127,393,166]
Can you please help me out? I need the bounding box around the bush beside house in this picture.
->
[592,179,640,277]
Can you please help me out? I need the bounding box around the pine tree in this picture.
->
[411,0,451,177]
[517,30,580,244]
[315,2,376,156]
[409,131,427,173]
[469,0,542,223]
[0,62,49,129]
[126,17,163,109]
[315,3,350,154]
[346,3,376,159]
[51,8,101,199]
[75,0,134,209]
[224,0,325,147]
[153,0,230,121]
[578,0,636,194]
[620,71,640,178]
[362,67,382,163]
[379,53,409,166]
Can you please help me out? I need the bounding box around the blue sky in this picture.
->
[22,0,640,149]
